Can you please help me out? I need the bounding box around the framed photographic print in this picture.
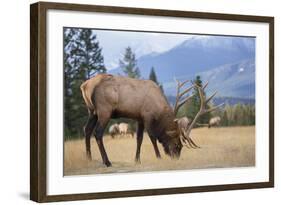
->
[30,1,274,202]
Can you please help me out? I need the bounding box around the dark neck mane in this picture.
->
[150,107,178,154]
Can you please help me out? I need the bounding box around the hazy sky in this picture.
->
[93,29,196,69]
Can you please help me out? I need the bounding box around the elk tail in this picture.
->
[80,74,113,115]
[80,81,95,114]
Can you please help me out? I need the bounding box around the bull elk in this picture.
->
[80,74,222,167]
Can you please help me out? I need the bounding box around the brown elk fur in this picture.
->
[81,74,182,166]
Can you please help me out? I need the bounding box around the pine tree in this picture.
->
[78,29,106,78]
[149,67,164,93]
[119,47,140,78]
[185,75,211,125]
[149,67,157,82]
[63,28,106,139]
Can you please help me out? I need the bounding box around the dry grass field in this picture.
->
[64,126,255,176]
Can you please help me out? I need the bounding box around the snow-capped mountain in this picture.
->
[164,59,255,98]
[109,36,255,98]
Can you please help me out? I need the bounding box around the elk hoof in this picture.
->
[135,159,141,164]
[86,153,92,160]
[105,161,112,167]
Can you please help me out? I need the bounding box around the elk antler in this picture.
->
[173,78,194,115]
[181,82,224,147]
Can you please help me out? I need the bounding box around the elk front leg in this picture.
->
[135,122,144,163]
[148,134,161,159]
[84,114,97,160]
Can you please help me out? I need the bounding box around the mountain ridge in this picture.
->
[109,36,256,99]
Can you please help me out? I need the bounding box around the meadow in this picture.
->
[64,126,255,176]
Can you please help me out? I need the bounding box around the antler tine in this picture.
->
[182,130,201,148]
[205,103,224,113]
[178,85,194,99]
[173,78,193,115]
[174,94,195,115]
[178,94,195,109]
[174,77,190,88]
[181,81,223,149]
[173,78,181,114]
[179,79,190,88]
[193,83,223,114]
[205,91,217,104]
[181,85,205,141]
[202,81,209,90]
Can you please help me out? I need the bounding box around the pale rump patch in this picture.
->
[80,74,112,112]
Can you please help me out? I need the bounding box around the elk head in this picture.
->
[173,78,224,148]
[165,129,182,159]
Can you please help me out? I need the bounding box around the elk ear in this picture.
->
[174,119,178,123]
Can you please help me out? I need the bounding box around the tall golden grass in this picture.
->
[64,126,255,176]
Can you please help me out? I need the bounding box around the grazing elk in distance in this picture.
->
[118,123,128,136]
[109,123,119,138]
[80,74,222,167]
[109,123,134,138]
[208,116,221,128]
[119,123,134,138]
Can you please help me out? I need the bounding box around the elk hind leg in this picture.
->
[84,113,97,160]
[94,113,111,167]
